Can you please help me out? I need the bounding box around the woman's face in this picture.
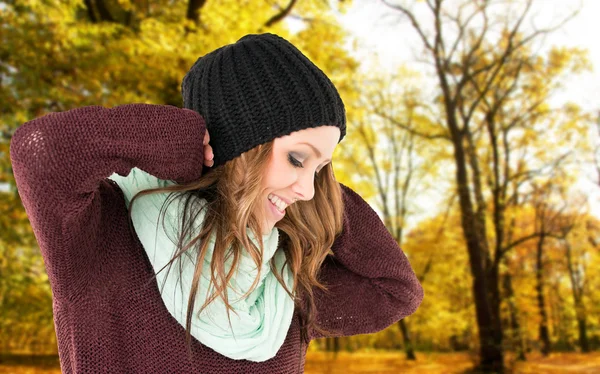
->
[257,126,341,235]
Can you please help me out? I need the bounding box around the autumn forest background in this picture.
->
[1,0,599,373]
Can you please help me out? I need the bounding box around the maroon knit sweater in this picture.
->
[9,103,424,373]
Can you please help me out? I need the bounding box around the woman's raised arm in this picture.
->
[9,104,207,302]
[309,183,424,340]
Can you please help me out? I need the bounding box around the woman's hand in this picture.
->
[203,129,214,167]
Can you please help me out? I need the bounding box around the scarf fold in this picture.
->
[108,167,296,362]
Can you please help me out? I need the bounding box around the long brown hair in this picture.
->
[126,139,345,358]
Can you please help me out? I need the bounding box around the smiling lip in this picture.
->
[268,196,285,218]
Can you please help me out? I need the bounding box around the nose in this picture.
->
[293,171,316,202]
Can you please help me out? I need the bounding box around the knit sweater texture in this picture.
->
[9,103,424,373]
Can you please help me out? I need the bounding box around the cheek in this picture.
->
[264,159,295,189]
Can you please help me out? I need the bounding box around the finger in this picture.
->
[203,131,209,145]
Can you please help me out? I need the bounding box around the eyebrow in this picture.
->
[298,142,331,163]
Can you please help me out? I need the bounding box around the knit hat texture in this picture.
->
[181,32,346,168]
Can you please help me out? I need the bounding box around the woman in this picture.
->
[10,33,423,373]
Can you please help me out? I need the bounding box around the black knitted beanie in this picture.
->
[181,33,346,168]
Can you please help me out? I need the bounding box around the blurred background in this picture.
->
[1,0,599,373]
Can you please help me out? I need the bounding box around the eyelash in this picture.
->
[288,154,320,177]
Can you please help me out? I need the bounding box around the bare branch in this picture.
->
[454,3,489,93]
[264,0,298,28]
[372,108,450,141]
[445,2,480,63]
[186,0,207,23]
[95,0,115,22]
[432,0,446,62]
[381,0,434,51]
[83,0,98,22]
[500,231,566,257]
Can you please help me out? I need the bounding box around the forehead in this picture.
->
[274,126,340,152]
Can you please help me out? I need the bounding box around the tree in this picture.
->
[378,0,588,371]
[527,176,581,356]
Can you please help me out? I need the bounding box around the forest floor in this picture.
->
[1,350,599,373]
[304,350,600,373]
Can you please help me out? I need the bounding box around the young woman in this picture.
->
[10,32,424,373]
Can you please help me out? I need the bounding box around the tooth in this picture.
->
[268,196,284,212]
[269,195,287,210]
[269,197,281,210]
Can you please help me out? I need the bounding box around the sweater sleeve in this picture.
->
[9,104,207,302]
[308,183,424,340]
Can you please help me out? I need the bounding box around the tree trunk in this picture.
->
[565,241,590,353]
[502,271,526,361]
[535,235,552,356]
[451,126,504,373]
[577,316,589,353]
[398,319,416,360]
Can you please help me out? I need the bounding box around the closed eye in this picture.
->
[288,154,302,168]
[288,154,321,176]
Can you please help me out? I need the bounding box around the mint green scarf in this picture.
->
[108,168,295,362]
